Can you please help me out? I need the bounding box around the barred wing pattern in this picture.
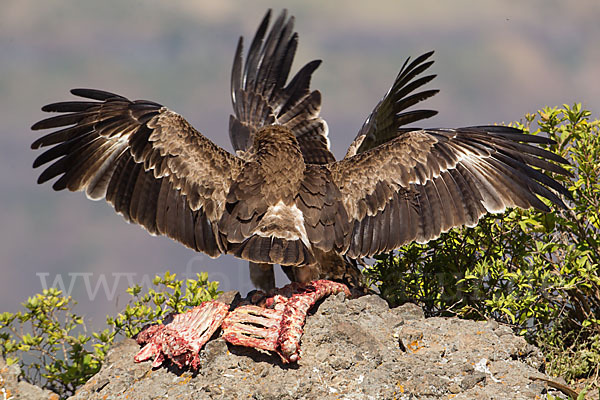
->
[345,51,439,158]
[230,9,334,164]
[31,89,243,256]
[331,126,571,258]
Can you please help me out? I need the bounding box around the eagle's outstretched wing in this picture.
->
[329,126,572,258]
[229,9,334,164]
[31,89,243,256]
[345,51,439,158]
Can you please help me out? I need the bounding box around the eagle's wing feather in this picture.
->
[230,9,335,290]
[345,51,439,158]
[331,126,571,258]
[230,9,334,164]
[32,89,243,256]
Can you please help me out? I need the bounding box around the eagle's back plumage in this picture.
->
[219,126,316,265]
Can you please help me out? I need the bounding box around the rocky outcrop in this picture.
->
[67,294,569,400]
[0,356,59,400]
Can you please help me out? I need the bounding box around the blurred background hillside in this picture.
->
[1,0,599,330]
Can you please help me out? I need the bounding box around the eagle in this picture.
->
[31,10,570,287]
[31,8,572,366]
[228,10,440,290]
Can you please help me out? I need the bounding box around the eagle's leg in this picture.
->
[281,249,366,291]
[133,280,350,368]
[249,262,276,291]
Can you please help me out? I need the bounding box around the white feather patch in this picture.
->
[253,200,310,248]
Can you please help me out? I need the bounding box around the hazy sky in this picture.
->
[1,0,598,330]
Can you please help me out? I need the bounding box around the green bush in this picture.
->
[0,288,103,397]
[106,271,220,339]
[0,272,220,399]
[365,104,600,383]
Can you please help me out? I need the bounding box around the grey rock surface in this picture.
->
[67,294,568,400]
[0,356,59,400]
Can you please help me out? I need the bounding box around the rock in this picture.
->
[67,294,570,400]
[0,356,59,400]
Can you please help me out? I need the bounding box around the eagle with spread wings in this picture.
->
[32,9,570,288]
[228,10,441,289]
[31,9,572,366]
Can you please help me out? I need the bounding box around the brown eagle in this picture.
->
[228,10,440,289]
[31,10,571,293]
